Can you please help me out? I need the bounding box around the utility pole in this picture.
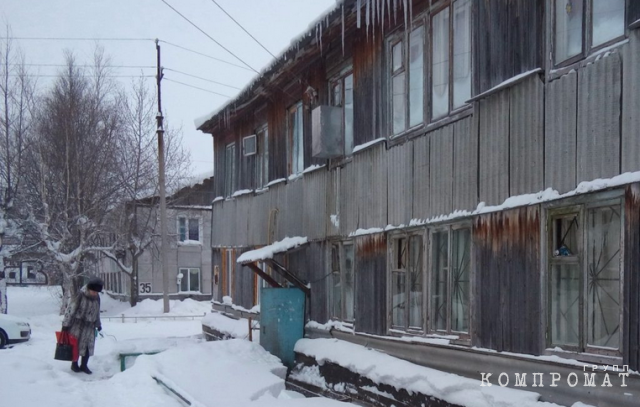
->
[155,39,170,313]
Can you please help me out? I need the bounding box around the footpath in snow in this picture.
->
[0,286,348,407]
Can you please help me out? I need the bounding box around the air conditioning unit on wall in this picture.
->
[311,105,343,159]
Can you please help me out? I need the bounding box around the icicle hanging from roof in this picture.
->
[357,0,361,28]
[365,0,370,39]
[393,0,398,23]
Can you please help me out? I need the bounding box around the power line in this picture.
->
[159,40,252,71]
[0,36,154,42]
[209,0,276,59]
[160,0,259,74]
[164,68,241,90]
[164,78,231,98]
[11,63,155,69]
[7,74,155,78]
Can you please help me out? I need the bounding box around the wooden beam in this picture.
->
[246,263,282,288]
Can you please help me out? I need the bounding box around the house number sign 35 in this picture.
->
[138,282,152,294]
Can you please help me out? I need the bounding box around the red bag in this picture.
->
[55,331,79,362]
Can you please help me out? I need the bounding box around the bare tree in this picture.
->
[0,30,36,313]
[22,48,125,309]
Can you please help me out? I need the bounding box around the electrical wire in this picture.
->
[14,63,156,69]
[0,36,154,42]
[159,0,259,74]
[209,0,276,58]
[163,67,241,90]
[6,74,155,78]
[164,77,231,98]
[158,40,252,71]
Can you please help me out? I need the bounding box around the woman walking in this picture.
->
[61,277,103,374]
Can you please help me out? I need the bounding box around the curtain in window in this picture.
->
[344,245,355,321]
[453,0,471,108]
[592,0,625,46]
[555,0,584,64]
[409,27,424,127]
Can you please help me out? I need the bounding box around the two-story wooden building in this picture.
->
[197,1,640,405]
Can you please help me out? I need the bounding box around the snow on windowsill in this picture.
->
[231,189,253,198]
[288,173,303,182]
[178,239,202,246]
[352,137,385,154]
[302,164,326,174]
[212,196,225,203]
[237,236,308,264]
[468,68,542,103]
[266,178,286,188]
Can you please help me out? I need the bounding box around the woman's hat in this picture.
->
[87,277,104,293]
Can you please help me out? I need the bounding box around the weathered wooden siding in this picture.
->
[622,30,640,173]
[629,1,640,27]
[289,242,328,323]
[412,135,430,219]
[478,90,509,205]
[387,142,413,226]
[472,206,541,355]
[452,116,478,212]
[353,31,383,146]
[303,170,328,241]
[625,183,640,371]
[577,53,622,183]
[509,74,544,196]
[355,233,387,335]
[473,0,544,94]
[429,127,454,217]
[339,163,358,235]
[357,143,388,229]
[327,168,341,237]
[234,248,254,309]
[545,71,578,193]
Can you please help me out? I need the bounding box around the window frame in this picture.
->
[255,124,269,188]
[387,23,427,138]
[329,241,356,323]
[545,196,625,359]
[427,222,472,338]
[177,215,201,244]
[429,0,473,121]
[242,134,257,156]
[224,142,237,197]
[286,101,304,176]
[388,230,426,333]
[178,267,201,293]
[329,66,355,156]
[553,0,627,68]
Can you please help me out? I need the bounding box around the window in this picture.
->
[179,268,200,292]
[548,200,622,355]
[330,71,354,155]
[554,0,626,65]
[430,226,471,334]
[242,135,257,156]
[256,125,269,187]
[27,266,35,279]
[225,142,236,197]
[287,102,304,175]
[8,271,15,279]
[225,249,234,298]
[390,25,425,135]
[431,0,472,120]
[178,217,200,242]
[390,235,424,330]
[330,242,355,321]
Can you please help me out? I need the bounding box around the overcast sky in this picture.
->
[1,0,336,177]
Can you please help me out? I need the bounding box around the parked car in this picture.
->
[0,314,31,348]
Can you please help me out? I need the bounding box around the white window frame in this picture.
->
[242,134,257,156]
[329,67,355,156]
[177,215,202,244]
[178,267,201,293]
[256,124,269,188]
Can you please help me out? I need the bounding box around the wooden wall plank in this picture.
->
[545,71,578,193]
[478,91,509,205]
[355,233,387,335]
[509,75,544,196]
[577,53,622,183]
[429,126,454,217]
[453,117,478,211]
[387,142,413,226]
[622,30,640,173]
[412,136,430,220]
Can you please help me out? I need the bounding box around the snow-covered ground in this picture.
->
[1,286,349,407]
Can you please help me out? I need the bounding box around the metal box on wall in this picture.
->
[311,105,343,159]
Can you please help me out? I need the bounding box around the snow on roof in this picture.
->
[237,236,308,264]
[194,3,345,131]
